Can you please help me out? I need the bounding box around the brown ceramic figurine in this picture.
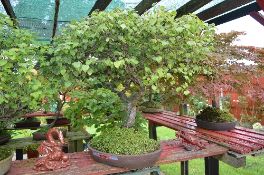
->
[34,128,70,171]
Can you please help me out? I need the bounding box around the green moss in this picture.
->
[196,107,235,123]
[90,127,160,155]
[0,148,12,161]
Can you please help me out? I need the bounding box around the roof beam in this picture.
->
[134,0,161,15]
[1,0,16,19]
[176,0,213,18]
[51,0,60,40]
[257,0,264,10]
[206,2,261,25]
[88,0,112,16]
[250,11,264,26]
[197,0,254,21]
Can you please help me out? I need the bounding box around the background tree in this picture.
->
[0,14,44,127]
[48,8,215,127]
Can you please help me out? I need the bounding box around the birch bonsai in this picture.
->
[51,8,215,127]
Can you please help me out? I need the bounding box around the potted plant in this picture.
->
[50,8,215,169]
[88,127,161,169]
[14,117,41,128]
[33,127,67,141]
[25,144,39,159]
[196,106,236,131]
[0,147,13,175]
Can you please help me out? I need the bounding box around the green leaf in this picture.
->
[82,65,90,72]
[113,60,125,68]
[153,56,162,63]
[72,61,81,69]
[0,60,7,66]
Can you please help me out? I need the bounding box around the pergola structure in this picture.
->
[0,0,264,40]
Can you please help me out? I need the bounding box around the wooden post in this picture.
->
[148,121,157,140]
[51,0,60,40]
[16,149,23,160]
[205,157,219,175]
[1,0,17,25]
[181,161,189,175]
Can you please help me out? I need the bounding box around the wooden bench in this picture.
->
[7,140,227,175]
[144,111,264,175]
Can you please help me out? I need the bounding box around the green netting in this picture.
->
[151,0,191,11]
[5,0,132,40]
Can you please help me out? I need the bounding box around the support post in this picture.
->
[205,157,219,175]
[16,149,23,160]
[181,161,189,175]
[148,121,157,140]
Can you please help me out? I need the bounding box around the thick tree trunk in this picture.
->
[124,101,137,128]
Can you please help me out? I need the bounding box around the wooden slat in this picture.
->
[197,0,254,21]
[1,0,16,21]
[145,113,264,154]
[207,1,261,25]
[88,0,112,16]
[250,11,264,26]
[51,0,60,39]
[176,0,213,18]
[134,0,161,15]
[152,114,261,151]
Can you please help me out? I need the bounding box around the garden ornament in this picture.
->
[34,128,70,171]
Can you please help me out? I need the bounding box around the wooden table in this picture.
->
[144,111,264,175]
[7,140,227,175]
[0,131,91,160]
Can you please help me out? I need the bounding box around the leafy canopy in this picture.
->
[52,8,215,102]
[0,14,44,126]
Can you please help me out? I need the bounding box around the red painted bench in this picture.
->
[7,140,227,175]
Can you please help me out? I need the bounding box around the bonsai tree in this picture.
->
[196,106,235,123]
[0,14,45,130]
[49,8,215,128]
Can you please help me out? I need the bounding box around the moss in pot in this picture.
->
[88,127,161,169]
[196,107,236,131]
[0,148,13,175]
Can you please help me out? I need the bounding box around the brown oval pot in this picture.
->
[195,119,236,131]
[27,150,39,159]
[0,152,13,175]
[0,134,11,145]
[46,118,70,126]
[15,121,40,128]
[88,145,161,169]
[33,130,67,141]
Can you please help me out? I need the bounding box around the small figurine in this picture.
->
[34,128,70,171]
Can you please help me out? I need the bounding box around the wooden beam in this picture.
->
[176,0,213,18]
[257,0,264,10]
[1,0,16,19]
[214,153,246,168]
[51,0,60,39]
[207,2,261,25]
[134,0,161,15]
[197,0,254,21]
[88,0,112,16]
[250,11,264,26]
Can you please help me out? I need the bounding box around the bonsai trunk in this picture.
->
[124,101,137,128]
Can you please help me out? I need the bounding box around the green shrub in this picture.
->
[0,147,12,161]
[196,107,235,123]
[25,143,39,152]
[90,127,160,155]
